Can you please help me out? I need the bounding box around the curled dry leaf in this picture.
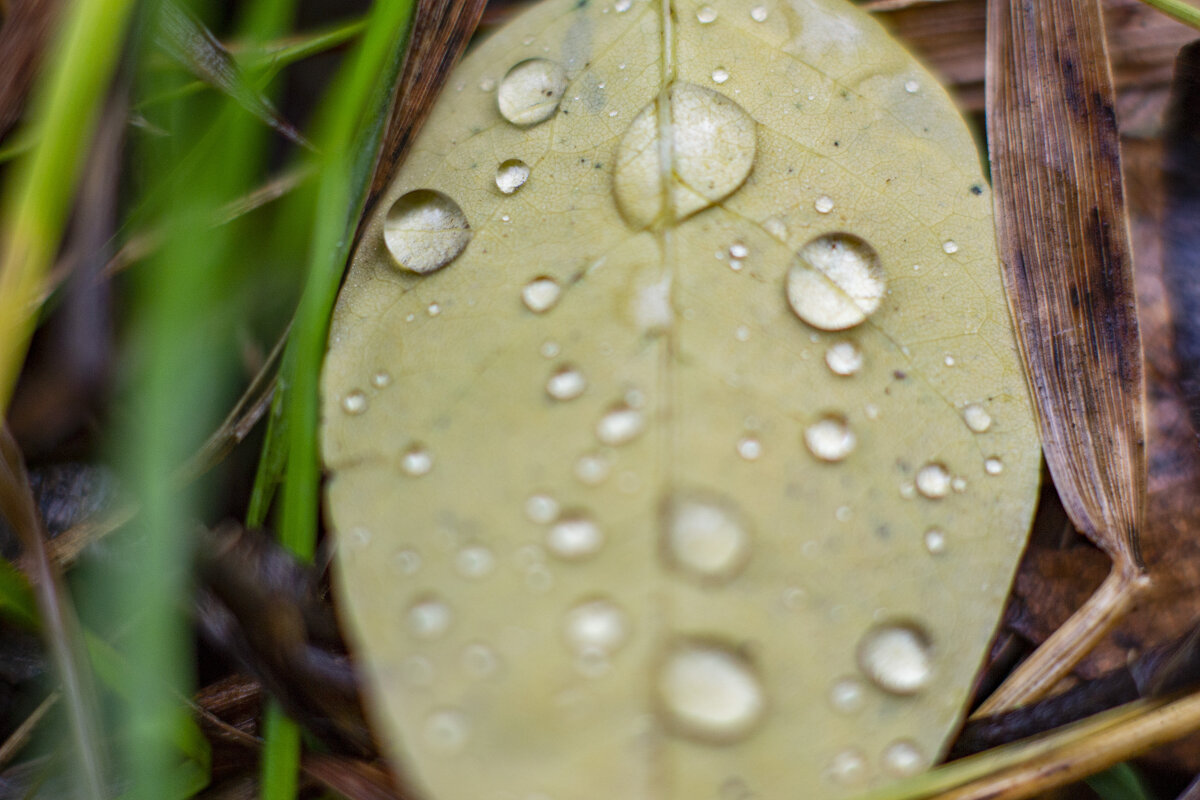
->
[321,0,1040,796]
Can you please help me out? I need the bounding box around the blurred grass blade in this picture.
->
[0,0,136,413]
[980,0,1149,714]
[156,0,311,149]
[242,17,368,71]
[1137,0,1200,31]
[1087,763,1154,800]
[1163,41,1200,437]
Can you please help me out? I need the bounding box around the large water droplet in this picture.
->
[657,642,764,742]
[384,190,471,274]
[546,365,587,401]
[824,341,863,376]
[408,596,453,639]
[856,622,934,695]
[804,415,856,462]
[662,492,751,583]
[881,740,925,777]
[915,462,951,498]
[963,403,992,433]
[496,159,531,194]
[522,276,562,313]
[786,233,885,330]
[547,513,604,560]
[614,83,756,229]
[596,403,645,446]
[497,59,567,126]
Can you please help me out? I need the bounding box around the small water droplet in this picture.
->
[904,79,920,94]
[711,67,730,84]
[392,548,422,574]
[856,622,934,695]
[924,529,946,554]
[763,216,788,239]
[575,453,611,485]
[944,355,956,367]
[696,5,717,23]
[825,341,863,376]
[864,403,880,420]
[658,642,764,742]
[662,492,751,582]
[546,365,587,401]
[614,0,632,11]
[401,444,434,477]
[498,59,567,126]
[384,190,471,274]
[479,77,496,92]
[942,240,959,254]
[427,302,441,316]
[899,481,916,499]
[736,436,761,461]
[456,545,495,578]
[750,4,768,21]
[985,457,1004,475]
[963,404,992,432]
[496,159,531,194]
[915,462,951,498]
[565,598,629,663]
[596,404,644,446]
[952,476,967,492]
[347,526,371,548]
[734,325,751,342]
[881,740,925,777]
[814,194,834,214]
[729,242,749,259]
[540,340,560,358]
[787,233,886,331]
[525,493,560,524]
[341,390,368,415]
[462,643,499,678]
[826,749,868,785]
[408,596,453,639]
[829,677,865,713]
[522,276,562,313]
[835,505,852,522]
[805,415,856,462]
[423,709,469,753]
[371,371,392,389]
[547,514,604,560]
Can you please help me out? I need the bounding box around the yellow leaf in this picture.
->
[321,0,1041,796]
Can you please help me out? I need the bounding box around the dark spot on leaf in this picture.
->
[970,184,983,196]
[893,370,907,380]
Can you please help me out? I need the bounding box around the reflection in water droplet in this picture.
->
[829,677,865,714]
[662,492,751,582]
[596,404,645,446]
[496,159,531,194]
[384,190,471,274]
[985,457,1004,475]
[963,404,992,432]
[924,529,946,554]
[576,453,611,485]
[882,740,925,777]
[522,276,562,313]
[805,416,856,462]
[712,67,730,85]
[456,545,495,578]
[462,643,499,678]
[814,194,834,214]
[915,463,951,498]
[786,233,885,331]
[826,749,868,785]
[697,5,717,23]
[614,84,756,228]
[401,445,434,476]
[546,365,587,401]
[547,514,604,560]
[736,437,761,461]
[525,493,559,524]
[825,341,863,376]
[408,596,453,639]
[423,709,469,753]
[342,390,368,415]
[658,642,764,742]
[857,623,934,695]
[750,5,768,21]
[942,240,959,254]
[498,59,567,126]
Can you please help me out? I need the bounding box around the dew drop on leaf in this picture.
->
[383,190,471,274]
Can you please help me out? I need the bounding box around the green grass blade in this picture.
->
[1136,0,1200,30]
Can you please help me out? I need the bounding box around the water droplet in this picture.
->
[658,642,764,742]
[427,302,441,316]
[615,0,632,11]
[408,596,453,639]
[614,84,756,228]
[341,390,368,415]
[696,5,717,23]
[423,709,469,753]
[456,545,495,578]
[944,355,956,367]
[401,444,434,477]
[525,493,560,524]
[814,194,834,214]
[371,371,392,389]
[904,79,920,94]
[924,529,946,554]
[729,242,749,259]
[392,548,422,574]
[750,5,768,21]
[546,365,587,401]
[786,233,886,331]
[498,59,567,126]
[462,643,499,678]
[825,341,863,376]
[836,505,852,522]
[479,77,496,92]
[942,240,959,254]
[882,740,925,777]
[985,457,1004,475]
[915,462,951,498]
[596,404,645,446]
[952,476,968,493]
[711,67,730,84]
[496,159,531,194]
[856,622,934,695]
[826,749,867,785]
[547,514,604,560]
[662,492,751,582]
[805,415,856,462]
[736,436,761,461]
[384,190,471,274]
[829,677,865,713]
[565,598,629,659]
[522,276,562,313]
[963,404,992,432]
[540,340,561,358]
[575,453,611,485]
[347,526,371,548]
[763,216,788,239]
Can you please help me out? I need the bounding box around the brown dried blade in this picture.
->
[980,0,1149,713]
[0,0,61,142]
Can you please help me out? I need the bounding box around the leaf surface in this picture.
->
[321,1,1041,796]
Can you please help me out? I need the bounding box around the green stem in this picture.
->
[1137,0,1200,30]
